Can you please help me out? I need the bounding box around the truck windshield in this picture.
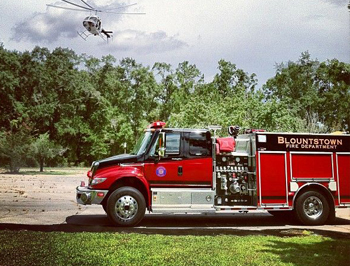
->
[131,131,153,155]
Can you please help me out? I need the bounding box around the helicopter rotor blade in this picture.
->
[47,4,92,13]
[47,4,144,14]
[102,11,145,14]
[62,0,93,11]
[80,0,94,10]
[103,3,138,11]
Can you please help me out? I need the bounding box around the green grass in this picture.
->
[0,231,349,266]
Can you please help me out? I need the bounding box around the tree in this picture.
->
[30,133,63,172]
[1,44,349,169]
[315,59,350,131]
[152,62,177,121]
[213,59,257,97]
[0,45,22,131]
[263,52,350,132]
[118,58,160,139]
[0,125,31,173]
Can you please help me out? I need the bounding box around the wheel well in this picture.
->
[102,177,149,208]
[293,183,335,218]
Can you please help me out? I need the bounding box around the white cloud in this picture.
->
[104,30,188,53]
[11,9,80,43]
[9,0,187,52]
[321,0,348,7]
[10,1,126,43]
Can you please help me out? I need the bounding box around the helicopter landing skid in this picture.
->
[77,30,111,43]
[99,34,113,43]
[77,31,91,41]
[100,29,113,43]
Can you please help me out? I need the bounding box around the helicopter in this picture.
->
[47,0,144,41]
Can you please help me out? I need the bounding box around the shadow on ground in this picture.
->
[261,238,350,266]
[0,213,349,239]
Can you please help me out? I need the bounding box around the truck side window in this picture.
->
[189,132,210,156]
[149,132,180,157]
[165,133,180,155]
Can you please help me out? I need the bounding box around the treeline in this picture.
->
[0,44,349,172]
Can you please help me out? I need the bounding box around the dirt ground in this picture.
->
[0,168,349,236]
[0,168,89,225]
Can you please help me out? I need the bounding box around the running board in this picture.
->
[151,188,215,213]
[151,204,215,214]
[150,188,264,214]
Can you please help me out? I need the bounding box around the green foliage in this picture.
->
[264,52,350,132]
[30,133,63,172]
[0,231,349,266]
[0,44,348,166]
[0,128,32,173]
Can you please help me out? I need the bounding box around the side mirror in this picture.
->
[158,147,165,158]
[157,132,166,160]
[153,147,165,164]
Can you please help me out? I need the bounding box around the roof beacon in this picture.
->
[149,121,166,129]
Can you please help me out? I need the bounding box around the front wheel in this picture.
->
[102,202,108,214]
[295,190,329,225]
[106,187,146,227]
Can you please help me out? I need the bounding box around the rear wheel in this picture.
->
[107,187,146,227]
[295,190,329,225]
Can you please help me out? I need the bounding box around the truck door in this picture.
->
[144,131,212,187]
[144,131,185,186]
[337,153,350,204]
[181,132,212,187]
[258,151,288,206]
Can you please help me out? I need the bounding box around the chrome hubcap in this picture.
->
[115,195,138,221]
[303,196,323,219]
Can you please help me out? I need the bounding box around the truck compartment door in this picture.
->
[337,153,350,204]
[258,152,288,206]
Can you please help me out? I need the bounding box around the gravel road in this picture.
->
[0,170,349,237]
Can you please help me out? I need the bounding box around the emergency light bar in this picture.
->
[148,121,166,129]
[244,128,266,134]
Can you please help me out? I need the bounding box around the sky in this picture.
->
[0,0,349,87]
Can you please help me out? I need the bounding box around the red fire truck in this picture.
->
[77,121,350,226]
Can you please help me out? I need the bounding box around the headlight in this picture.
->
[91,177,107,185]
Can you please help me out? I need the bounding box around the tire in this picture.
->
[102,202,108,213]
[327,205,336,224]
[295,190,329,225]
[106,187,146,227]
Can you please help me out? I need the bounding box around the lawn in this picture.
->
[0,231,349,266]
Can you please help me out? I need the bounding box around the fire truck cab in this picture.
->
[77,121,350,226]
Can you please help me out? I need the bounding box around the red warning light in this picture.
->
[87,170,92,178]
[148,121,166,129]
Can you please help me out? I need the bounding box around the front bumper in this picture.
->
[76,186,108,205]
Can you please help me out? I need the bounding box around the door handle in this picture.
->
[172,158,182,161]
[178,166,183,176]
